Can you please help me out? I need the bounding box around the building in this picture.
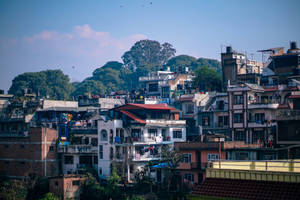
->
[259,41,300,85]
[97,103,186,181]
[198,92,230,139]
[0,127,58,178]
[227,83,278,146]
[139,70,194,103]
[175,141,226,184]
[49,174,86,200]
[221,46,263,87]
[175,92,210,140]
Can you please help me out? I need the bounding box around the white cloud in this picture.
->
[0,24,147,91]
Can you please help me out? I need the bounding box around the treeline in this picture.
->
[8,39,222,100]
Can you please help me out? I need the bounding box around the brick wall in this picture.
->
[0,127,58,178]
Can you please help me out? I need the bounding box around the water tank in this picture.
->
[290,41,297,50]
[226,46,233,53]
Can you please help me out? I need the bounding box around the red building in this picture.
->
[175,141,226,184]
[0,127,58,178]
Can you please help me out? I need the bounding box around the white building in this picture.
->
[97,103,186,181]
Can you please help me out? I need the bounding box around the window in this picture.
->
[49,146,54,151]
[91,138,98,146]
[186,104,194,114]
[4,144,9,148]
[254,113,265,123]
[99,168,102,175]
[252,131,264,143]
[184,173,194,182]
[99,145,103,159]
[218,116,228,127]
[20,144,25,149]
[149,83,158,92]
[72,180,80,186]
[234,95,243,104]
[234,131,246,142]
[208,154,219,161]
[64,156,74,164]
[181,153,192,163]
[161,86,170,98]
[236,152,249,160]
[173,129,182,138]
[101,130,108,141]
[55,181,58,186]
[234,113,243,123]
[202,116,210,126]
[148,129,157,138]
[94,156,98,164]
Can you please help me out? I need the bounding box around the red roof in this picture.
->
[119,110,146,124]
[116,103,176,111]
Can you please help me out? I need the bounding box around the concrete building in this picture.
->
[97,103,186,181]
[221,46,263,87]
[139,70,194,103]
[175,92,210,140]
[198,92,230,139]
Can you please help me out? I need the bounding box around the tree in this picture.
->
[80,173,106,200]
[160,145,183,192]
[165,55,199,72]
[0,178,27,200]
[71,79,105,97]
[193,66,222,92]
[122,39,176,72]
[8,70,74,100]
[39,193,59,200]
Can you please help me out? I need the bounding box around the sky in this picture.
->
[0,0,300,92]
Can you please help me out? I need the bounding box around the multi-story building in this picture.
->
[227,83,279,145]
[139,70,194,103]
[97,103,186,181]
[221,46,263,87]
[175,93,210,140]
[198,92,230,139]
[0,127,58,178]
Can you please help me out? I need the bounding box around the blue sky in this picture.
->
[0,0,300,92]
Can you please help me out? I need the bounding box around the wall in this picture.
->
[0,127,58,178]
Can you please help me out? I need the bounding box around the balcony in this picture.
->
[57,145,97,154]
[248,103,279,109]
[177,162,208,170]
[70,126,97,134]
[276,110,300,121]
[247,121,276,128]
[146,119,186,126]
[131,154,160,161]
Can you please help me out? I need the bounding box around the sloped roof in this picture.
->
[119,110,146,124]
[116,103,176,111]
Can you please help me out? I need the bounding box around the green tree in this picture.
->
[71,79,105,97]
[106,168,121,199]
[8,69,74,100]
[80,173,106,200]
[193,66,222,92]
[160,145,183,192]
[122,39,176,72]
[165,55,200,72]
[0,179,27,200]
[39,193,59,200]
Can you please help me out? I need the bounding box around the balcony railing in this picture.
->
[57,145,97,154]
[276,110,300,121]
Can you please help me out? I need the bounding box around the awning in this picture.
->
[152,162,169,169]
